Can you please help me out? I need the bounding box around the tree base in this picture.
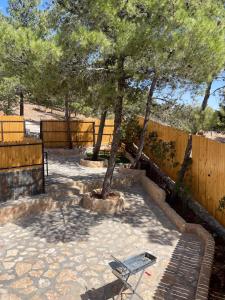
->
[80,158,108,168]
[80,189,126,214]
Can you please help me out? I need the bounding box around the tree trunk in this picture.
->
[101,57,125,199]
[132,74,158,168]
[19,90,24,116]
[170,81,213,201]
[169,134,192,202]
[92,109,107,161]
[201,80,213,111]
[65,98,73,149]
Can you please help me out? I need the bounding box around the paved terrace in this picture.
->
[0,150,204,300]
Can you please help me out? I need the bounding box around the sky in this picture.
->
[0,0,8,15]
[0,0,224,110]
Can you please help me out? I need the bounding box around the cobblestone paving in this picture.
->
[0,150,204,299]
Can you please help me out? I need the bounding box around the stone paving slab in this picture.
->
[0,150,205,299]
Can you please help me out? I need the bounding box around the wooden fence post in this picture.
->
[1,122,3,142]
[40,121,43,141]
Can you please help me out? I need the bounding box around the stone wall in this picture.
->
[0,166,44,202]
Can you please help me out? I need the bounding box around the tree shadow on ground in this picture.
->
[153,233,204,300]
[80,279,127,300]
[15,173,180,246]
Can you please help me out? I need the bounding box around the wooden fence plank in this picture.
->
[0,116,24,142]
[0,139,42,170]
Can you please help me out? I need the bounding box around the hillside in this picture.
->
[0,103,88,122]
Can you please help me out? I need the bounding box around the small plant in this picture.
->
[147,131,179,169]
[218,196,225,212]
[121,117,142,146]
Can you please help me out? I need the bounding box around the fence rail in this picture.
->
[137,117,225,227]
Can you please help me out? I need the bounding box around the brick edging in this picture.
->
[137,174,214,300]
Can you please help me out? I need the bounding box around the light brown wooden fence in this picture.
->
[0,138,43,170]
[41,119,114,148]
[138,117,225,227]
[192,135,225,226]
[93,119,114,145]
[138,118,189,181]
[0,116,25,142]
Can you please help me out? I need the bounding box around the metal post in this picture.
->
[45,151,49,176]
[41,141,45,193]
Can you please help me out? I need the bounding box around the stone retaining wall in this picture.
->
[0,166,44,202]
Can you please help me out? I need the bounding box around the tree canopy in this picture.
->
[0,0,225,196]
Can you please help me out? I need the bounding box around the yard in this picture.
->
[0,150,205,300]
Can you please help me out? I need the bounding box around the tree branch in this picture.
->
[211,85,225,96]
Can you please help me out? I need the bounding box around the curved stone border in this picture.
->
[80,190,126,214]
[119,168,214,300]
[80,158,108,168]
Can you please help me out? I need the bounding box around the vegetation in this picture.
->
[0,0,225,199]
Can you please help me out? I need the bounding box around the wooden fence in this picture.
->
[0,138,43,170]
[41,119,114,148]
[138,119,189,181]
[93,119,114,145]
[0,116,25,142]
[138,117,225,227]
[192,135,225,226]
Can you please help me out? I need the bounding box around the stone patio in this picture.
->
[0,150,205,300]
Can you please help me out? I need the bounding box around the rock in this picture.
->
[43,270,57,278]
[49,263,60,270]
[6,249,18,257]
[15,262,32,276]
[45,291,60,300]
[32,260,45,270]
[3,294,21,300]
[56,283,73,296]
[11,277,33,289]
[29,270,44,278]
[38,278,51,289]
[20,286,37,295]
[56,270,76,283]
[0,274,15,281]
[3,262,15,270]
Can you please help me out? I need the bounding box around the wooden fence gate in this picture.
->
[40,120,95,148]
[40,119,114,148]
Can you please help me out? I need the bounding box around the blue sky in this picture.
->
[0,0,224,109]
[0,0,8,15]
